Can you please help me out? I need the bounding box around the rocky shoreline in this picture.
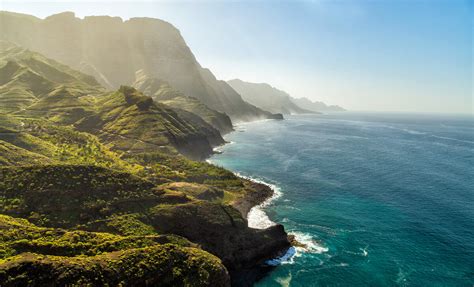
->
[228,177,290,286]
[208,128,309,286]
[232,179,275,219]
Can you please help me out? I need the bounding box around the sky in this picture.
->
[1,0,472,114]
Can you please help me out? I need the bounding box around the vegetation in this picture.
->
[132,73,234,134]
[0,42,289,285]
[0,214,229,286]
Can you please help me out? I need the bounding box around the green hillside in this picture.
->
[0,214,229,286]
[0,44,225,160]
[76,86,225,159]
[0,42,291,284]
[133,73,234,134]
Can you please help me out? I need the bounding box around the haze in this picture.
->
[1,0,472,114]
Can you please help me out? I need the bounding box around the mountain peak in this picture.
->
[0,11,276,122]
[45,11,76,21]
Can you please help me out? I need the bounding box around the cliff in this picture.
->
[0,11,277,121]
[0,164,290,283]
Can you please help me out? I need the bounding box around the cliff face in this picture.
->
[75,86,226,160]
[228,79,316,115]
[0,11,275,121]
[133,72,234,134]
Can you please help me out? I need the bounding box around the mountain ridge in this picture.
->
[0,11,281,121]
[228,79,315,115]
[291,96,346,112]
[228,78,345,114]
[0,43,224,160]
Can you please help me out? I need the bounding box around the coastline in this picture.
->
[207,131,294,286]
[232,175,278,220]
[208,123,329,270]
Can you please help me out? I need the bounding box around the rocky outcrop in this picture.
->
[232,181,275,218]
[149,201,290,271]
[0,11,277,121]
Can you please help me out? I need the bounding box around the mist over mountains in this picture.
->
[0,11,343,121]
[228,79,345,114]
[0,11,284,121]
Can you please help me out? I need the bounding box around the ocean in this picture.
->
[209,112,474,286]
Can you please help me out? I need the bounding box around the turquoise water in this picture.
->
[209,113,474,286]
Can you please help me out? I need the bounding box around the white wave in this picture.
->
[247,205,276,229]
[235,173,282,229]
[401,128,426,135]
[385,125,427,135]
[360,245,369,257]
[291,231,329,254]
[387,126,474,144]
[236,173,329,267]
[430,135,474,144]
[213,146,225,153]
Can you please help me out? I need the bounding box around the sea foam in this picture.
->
[233,173,282,229]
[291,231,329,254]
[235,174,328,266]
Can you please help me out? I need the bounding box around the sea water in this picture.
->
[209,112,474,286]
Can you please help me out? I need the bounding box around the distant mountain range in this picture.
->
[227,79,314,115]
[228,79,345,115]
[291,97,345,112]
[0,11,281,121]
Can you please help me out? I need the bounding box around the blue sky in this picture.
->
[1,0,472,113]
